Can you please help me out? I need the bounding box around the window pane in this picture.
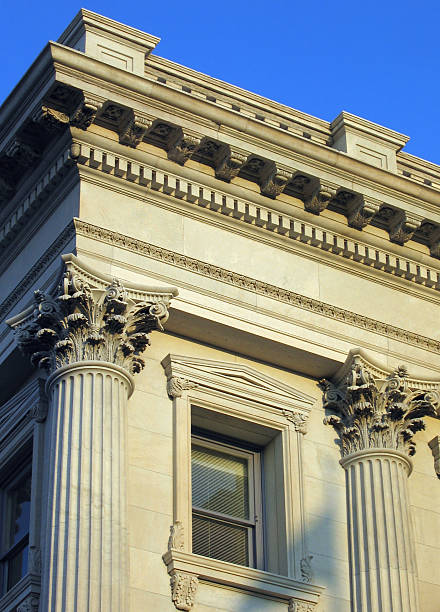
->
[192,445,249,519]
[7,542,28,590]
[7,474,31,548]
[192,513,249,566]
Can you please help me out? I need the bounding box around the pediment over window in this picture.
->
[161,354,316,414]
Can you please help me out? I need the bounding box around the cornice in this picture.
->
[69,143,440,296]
[74,219,440,356]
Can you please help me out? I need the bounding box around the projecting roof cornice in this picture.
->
[2,39,440,259]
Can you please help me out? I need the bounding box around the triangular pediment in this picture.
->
[162,354,315,412]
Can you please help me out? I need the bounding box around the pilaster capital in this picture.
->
[7,254,178,377]
[321,348,440,458]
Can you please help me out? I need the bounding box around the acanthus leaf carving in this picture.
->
[167,130,201,165]
[167,377,198,398]
[28,545,42,575]
[304,182,337,215]
[214,147,247,182]
[321,355,440,457]
[168,521,185,550]
[288,599,316,612]
[300,554,313,583]
[389,212,421,245]
[119,111,152,148]
[428,436,440,478]
[9,260,175,376]
[70,95,102,130]
[170,571,198,611]
[260,165,291,199]
[283,409,309,434]
[347,195,381,230]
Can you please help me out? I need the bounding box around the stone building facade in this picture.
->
[0,9,439,612]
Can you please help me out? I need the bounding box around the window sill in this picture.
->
[163,549,324,606]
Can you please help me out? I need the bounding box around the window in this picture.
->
[0,464,32,594]
[191,434,263,568]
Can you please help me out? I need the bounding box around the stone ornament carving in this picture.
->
[167,130,201,165]
[389,212,421,245]
[347,195,380,230]
[17,596,40,612]
[170,571,198,611]
[321,353,440,457]
[167,377,198,398]
[304,182,337,215]
[70,95,102,130]
[32,105,69,132]
[119,111,152,147]
[28,545,42,575]
[168,521,184,550]
[29,379,48,423]
[283,409,309,434]
[215,147,247,182]
[300,554,313,583]
[260,165,291,198]
[429,436,440,478]
[4,138,40,167]
[8,254,177,376]
[288,599,316,612]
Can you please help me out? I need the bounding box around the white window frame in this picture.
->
[191,433,264,569]
[162,354,324,608]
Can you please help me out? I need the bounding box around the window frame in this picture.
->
[191,433,264,569]
[162,354,323,608]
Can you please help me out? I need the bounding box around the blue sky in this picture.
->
[2,1,439,164]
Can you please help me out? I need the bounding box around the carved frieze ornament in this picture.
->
[288,599,316,612]
[8,254,177,376]
[170,571,198,611]
[282,409,309,434]
[320,351,440,458]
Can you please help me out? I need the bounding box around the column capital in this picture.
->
[320,348,440,458]
[7,253,178,376]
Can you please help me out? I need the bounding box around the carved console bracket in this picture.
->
[70,95,103,130]
[119,110,153,147]
[429,436,440,478]
[214,146,247,182]
[347,195,381,230]
[260,164,291,198]
[7,254,178,377]
[389,211,422,245]
[321,348,440,458]
[304,181,338,215]
[167,129,201,165]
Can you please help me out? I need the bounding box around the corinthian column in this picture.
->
[321,351,439,612]
[8,254,177,612]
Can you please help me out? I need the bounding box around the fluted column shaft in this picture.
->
[342,449,419,612]
[41,361,132,612]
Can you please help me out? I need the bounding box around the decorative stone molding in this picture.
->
[429,435,440,478]
[260,164,291,198]
[28,546,42,575]
[70,95,103,130]
[321,349,440,457]
[73,220,440,357]
[283,409,309,434]
[7,254,178,376]
[119,110,152,147]
[214,146,247,182]
[167,377,198,398]
[288,600,316,612]
[17,596,40,612]
[300,555,313,583]
[347,194,381,230]
[168,521,185,551]
[170,571,198,611]
[389,211,422,245]
[304,181,337,215]
[29,380,48,423]
[167,129,201,165]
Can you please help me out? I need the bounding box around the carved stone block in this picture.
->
[167,130,201,165]
[119,111,152,147]
[288,599,316,612]
[304,182,337,215]
[260,165,291,198]
[17,596,39,612]
[32,105,69,132]
[4,138,40,167]
[347,195,381,230]
[70,95,103,130]
[167,377,198,398]
[388,212,421,244]
[429,436,440,478]
[170,571,198,611]
[214,147,247,182]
